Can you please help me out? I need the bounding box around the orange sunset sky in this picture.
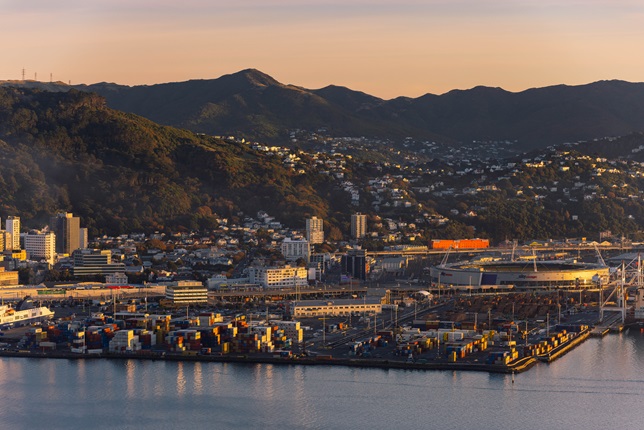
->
[2,0,643,99]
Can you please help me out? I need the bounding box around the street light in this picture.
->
[322,312,326,347]
[546,312,550,337]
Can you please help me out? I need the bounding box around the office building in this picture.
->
[281,238,310,263]
[23,231,56,265]
[105,272,128,285]
[165,281,208,305]
[0,231,8,252]
[248,265,308,289]
[79,228,89,249]
[291,298,382,318]
[50,212,80,255]
[305,216,324,244]
[341,247,368,281]
[5,216,20,250]
[72,249,125,276]
[0,267,19,287]
[3,249,26,261]
[351,213,367,239]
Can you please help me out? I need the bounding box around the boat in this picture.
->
[0,297,55,329]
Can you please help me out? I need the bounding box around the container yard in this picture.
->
[0,290,603,374]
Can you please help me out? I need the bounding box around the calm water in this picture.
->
[2,331,644,430]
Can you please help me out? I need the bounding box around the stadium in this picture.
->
[428,259,610,290]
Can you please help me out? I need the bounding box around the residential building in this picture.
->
[281,238,310,262]
[23,231,56,265]
[351,213,367,239]
[165,281,208,305]
[248,265,308,289]
[5,216,20,250]
[305,216,324,244]
[50,212,80,255]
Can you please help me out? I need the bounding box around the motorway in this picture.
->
[365,245,640,257]
[208,286,367,302]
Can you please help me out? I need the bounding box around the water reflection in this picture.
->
[193,362,203,394]
[0,334,643,430]
[176,362,186,397]
[126,360,135,398]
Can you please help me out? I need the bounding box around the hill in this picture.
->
[0,87,343,235]
[4,71,644,150]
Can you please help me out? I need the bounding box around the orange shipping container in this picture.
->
[430,239,455,249]
[430,239,489,249]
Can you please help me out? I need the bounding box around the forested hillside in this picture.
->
[0,87,339,235]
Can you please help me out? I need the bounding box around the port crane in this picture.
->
[599,254,642,324]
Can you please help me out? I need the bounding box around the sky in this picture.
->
[1,0,643,99]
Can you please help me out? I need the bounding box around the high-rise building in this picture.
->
[350,213,367,239]
[0,230,7,252]
[341,247,368,281]
[50,212,80,255]
[306,216,324,244]
[5,216,20,250]
[79,228,88,249]
[23,231,56,265]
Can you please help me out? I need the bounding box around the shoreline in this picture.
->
[0,326,598,375]
[0,348,537,374]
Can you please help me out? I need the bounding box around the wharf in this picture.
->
[590,327,609,337]
[609,325,624,333]
[537,329,591,362]
[0,349,536,375]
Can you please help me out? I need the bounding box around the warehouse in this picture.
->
[291,298,382,318]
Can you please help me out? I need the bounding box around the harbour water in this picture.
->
[1,330,643,430]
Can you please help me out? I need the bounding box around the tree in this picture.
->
[18,268,34,284]
[295,257,308,267]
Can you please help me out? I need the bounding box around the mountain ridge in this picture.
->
[3,71,644,149]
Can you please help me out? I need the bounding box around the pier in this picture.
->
[537,328,591,362]
[590,327,609,337]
